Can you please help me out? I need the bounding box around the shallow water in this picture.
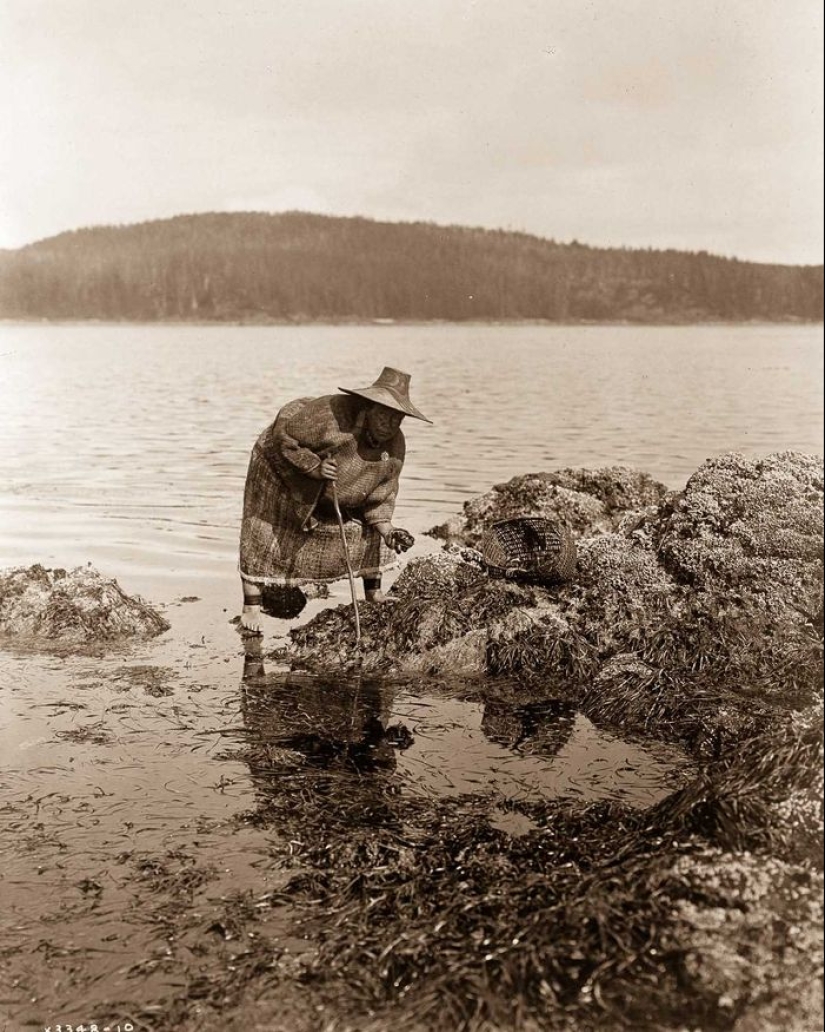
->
[0,617,693,1026]
[240,670,693,808]
[0,321,821,1027]
[0,616,284,1028]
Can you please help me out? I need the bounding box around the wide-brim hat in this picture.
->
[340,367,432,423]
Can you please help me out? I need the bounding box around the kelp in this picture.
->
[222,679,822,1032]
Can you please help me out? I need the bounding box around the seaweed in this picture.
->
[223,676,822,1032]
[0,563,169,647]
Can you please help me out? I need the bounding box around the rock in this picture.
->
[285,548,498,676]
[428,466,670,545]
[282,452,823,739]
[665,849,824,1032]
[657,451,824,604]
[766,703,825,866]
[0,563,169,648]
[273,452,824,1032]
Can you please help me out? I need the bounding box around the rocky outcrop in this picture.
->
[665,849,824,1032]
[274,452,825,1032]
[656,451,823,595]
[428,465,670,544]
[264,451,825,1032]
[284,453,823,714]
[0,564,169,648]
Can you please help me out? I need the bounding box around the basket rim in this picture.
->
[488,516,566,528]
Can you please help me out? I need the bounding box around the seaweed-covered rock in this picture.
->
[269,452,825,1032]
[429,466,670,544]
[0,564,169,647]
[271,455,823,1032]
[287,549,507,676]
[283,452,823,741]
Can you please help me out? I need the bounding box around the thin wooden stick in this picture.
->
[331,482,361,643]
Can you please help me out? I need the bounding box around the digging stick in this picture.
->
[331,482,362,643]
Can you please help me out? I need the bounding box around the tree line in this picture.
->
[0,212,821,322]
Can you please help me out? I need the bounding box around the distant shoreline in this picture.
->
[4,214,820,324]
[1,316,822,329]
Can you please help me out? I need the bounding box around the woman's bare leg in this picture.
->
[363,576,386,603]
[239,581,263,634]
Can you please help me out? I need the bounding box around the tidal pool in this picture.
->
[239,668,694,810]
[0,608,694,1030]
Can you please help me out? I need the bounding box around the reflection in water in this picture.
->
[238,645,689,810]
[242,640,412,775]
[481,699,576,755]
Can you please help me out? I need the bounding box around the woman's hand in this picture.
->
[385,527,415,553]
[318,457,338,481]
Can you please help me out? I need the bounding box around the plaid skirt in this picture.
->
[239,445,395,587]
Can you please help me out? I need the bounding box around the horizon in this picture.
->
[3,209,823,270]
[1,0,823,265]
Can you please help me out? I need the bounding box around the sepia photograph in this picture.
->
[1,2,823,1031]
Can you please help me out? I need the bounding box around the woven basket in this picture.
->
[481,516,577,584]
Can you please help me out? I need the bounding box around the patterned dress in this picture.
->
[239,394,404,587]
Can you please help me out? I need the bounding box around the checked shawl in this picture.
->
[239,394,404,586]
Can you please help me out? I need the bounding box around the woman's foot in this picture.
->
[239,603,263,635]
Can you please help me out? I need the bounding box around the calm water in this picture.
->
[240,671,693,809]
[0,322,819,1025]
[0,322,821,601]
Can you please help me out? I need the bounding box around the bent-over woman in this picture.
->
[238,367,431,634]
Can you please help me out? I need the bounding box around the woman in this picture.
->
[239,367,431,634]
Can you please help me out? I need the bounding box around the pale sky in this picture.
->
[1,0,822,263]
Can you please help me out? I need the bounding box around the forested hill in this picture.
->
[0,212,821,323]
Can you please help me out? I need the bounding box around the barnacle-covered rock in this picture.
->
[0,563,169,648]
[665,849,824,1032]
[428,466,670,545]
[657,451,823,606]
[285,454,823,698]
[572,533,677,649]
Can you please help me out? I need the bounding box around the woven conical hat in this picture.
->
[340,367,432,423]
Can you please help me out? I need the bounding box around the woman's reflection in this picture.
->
[241,641,578,805]
[241,639,412,775]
